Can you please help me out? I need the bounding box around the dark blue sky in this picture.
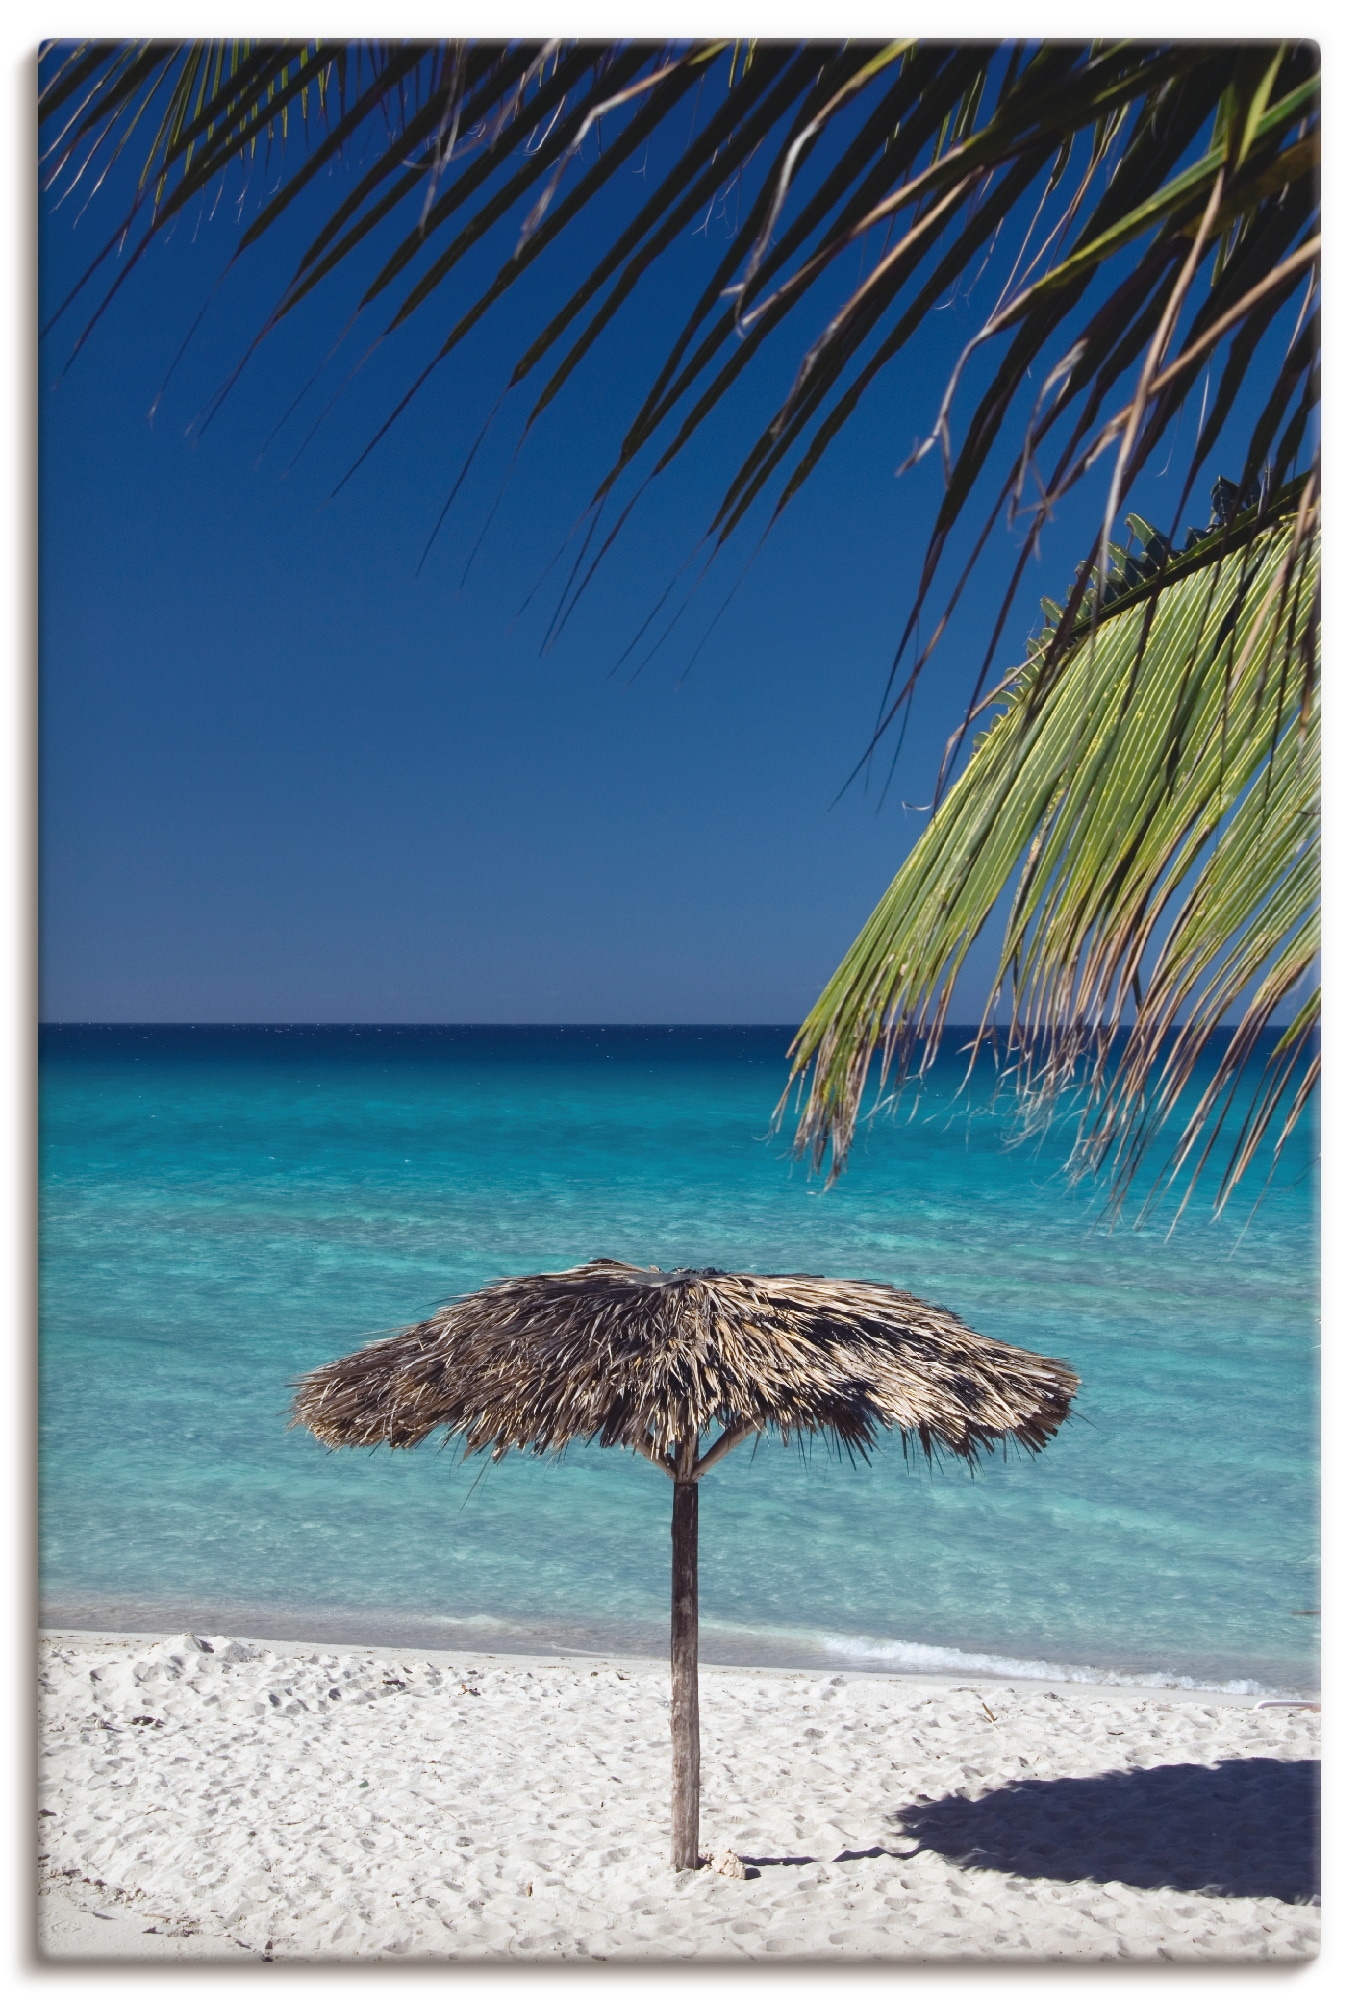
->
[38,66,1253,1025]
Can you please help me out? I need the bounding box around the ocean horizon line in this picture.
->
[38,1019,1303,1040]
[39,1019,815,1030]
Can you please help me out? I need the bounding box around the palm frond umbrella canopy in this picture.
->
[291,1258,1078,1870]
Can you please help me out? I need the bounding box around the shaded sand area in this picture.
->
[38,1632,1319,1963]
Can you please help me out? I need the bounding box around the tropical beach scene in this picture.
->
[37,31,1320,1965]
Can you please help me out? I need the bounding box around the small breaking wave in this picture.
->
[818,1632,1278,1695]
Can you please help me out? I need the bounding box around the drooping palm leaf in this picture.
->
[782,485,1318,1217]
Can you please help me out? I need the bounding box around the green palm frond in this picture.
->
[782,486,1318,1218]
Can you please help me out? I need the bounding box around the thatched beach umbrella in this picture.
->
[291,1258,1078,1871]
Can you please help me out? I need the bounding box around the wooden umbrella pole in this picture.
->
[670,1434,700,1871]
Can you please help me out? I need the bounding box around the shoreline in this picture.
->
[38,1627,1321,1962]
[39,1596,1318,1701]
[41,1625,1289,1709]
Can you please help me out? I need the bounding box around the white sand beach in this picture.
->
[38,1630,1319,1963]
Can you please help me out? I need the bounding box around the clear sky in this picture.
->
[37,58,1251,1026]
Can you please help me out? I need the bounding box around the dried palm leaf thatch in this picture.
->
[290,1257,1077,1467]
[290,1258,1076,1873]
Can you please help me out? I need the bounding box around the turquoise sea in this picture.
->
[39,1025,1319,1693]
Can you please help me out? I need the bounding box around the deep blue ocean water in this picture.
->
[39,1025,1318,1691]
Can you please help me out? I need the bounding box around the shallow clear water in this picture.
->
[39,1025,1318,1691]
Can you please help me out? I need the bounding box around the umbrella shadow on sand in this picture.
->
[888,1757,1319,1904]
